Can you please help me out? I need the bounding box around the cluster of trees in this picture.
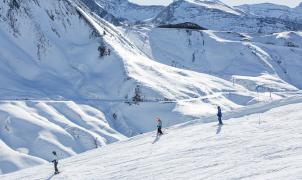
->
[158,22,207,30]
[98,45,111,57]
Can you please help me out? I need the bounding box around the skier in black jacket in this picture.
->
[217,106,223,125]
[52,151,59,174]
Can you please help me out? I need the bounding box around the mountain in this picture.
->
[237,3,302,24]
[124,25,302,90]
[0,0,302,176]
[153,0,302,33]
[80,0,165,23]
[73,0,122,25]
[0,0,248,173]
[0,0,129,174]
[1,95,302,179]
[0,0,126,100]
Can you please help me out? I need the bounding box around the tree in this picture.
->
[98,45,111,57]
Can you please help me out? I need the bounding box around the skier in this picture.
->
[156,117,163,136]
[217,106,223,125]
[51,151,60,174]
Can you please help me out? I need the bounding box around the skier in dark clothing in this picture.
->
[156,117,163,136]
[217,106,223,125]
[52,151,59,174]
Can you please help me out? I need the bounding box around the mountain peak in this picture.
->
[172,0,240,15]
[189,0,221,2]
[181,0,223,4]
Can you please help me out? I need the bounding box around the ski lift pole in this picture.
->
[256,85,261,124]
[232,77,235,86]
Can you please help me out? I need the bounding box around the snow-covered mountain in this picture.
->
[80,0,164,23]
[1,95,302,179]
[74,0,122,25]
[124,25,302,90]
[237,2,302,24]
[153,0,302,33]
[0,0,126,100]
[0,0,130,174]
[0,0,302,176]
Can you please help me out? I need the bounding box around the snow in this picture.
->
[252,31,302,48]
[125,26,302,92]
[1,96,302,179]
[0,100,126,174]
[0,139,45,175]
[85,0,164,23]
[237,3,302,24]
[186,0,242,16]
[153,0,302,33]
[75,1,289,132]
[0,0,302,176]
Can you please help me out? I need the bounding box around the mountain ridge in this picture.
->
[0,0,302,175]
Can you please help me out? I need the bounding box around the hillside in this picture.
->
[1,96,302,179]
[0,0,126,100]
[153,0,302,33]
[1,0,302,175]
[79,0,164,23]
[0,100,126,174]
[123,26,302,90]
[237,3,302,24]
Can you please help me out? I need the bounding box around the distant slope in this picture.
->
[153,0,302,33]
[2,96,302,179]
[123,25,302,91]
[74,0,121,25]
[237,3,302,24]
[81,0,164,23]
[148,28,302,89]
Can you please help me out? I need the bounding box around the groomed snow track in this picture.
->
[1,95,302,180]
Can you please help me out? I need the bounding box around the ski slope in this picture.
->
[2,96,302,180]
[0,100,126,174]
[1,0,302,175]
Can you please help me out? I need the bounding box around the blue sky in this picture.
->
[129,0,302,8]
